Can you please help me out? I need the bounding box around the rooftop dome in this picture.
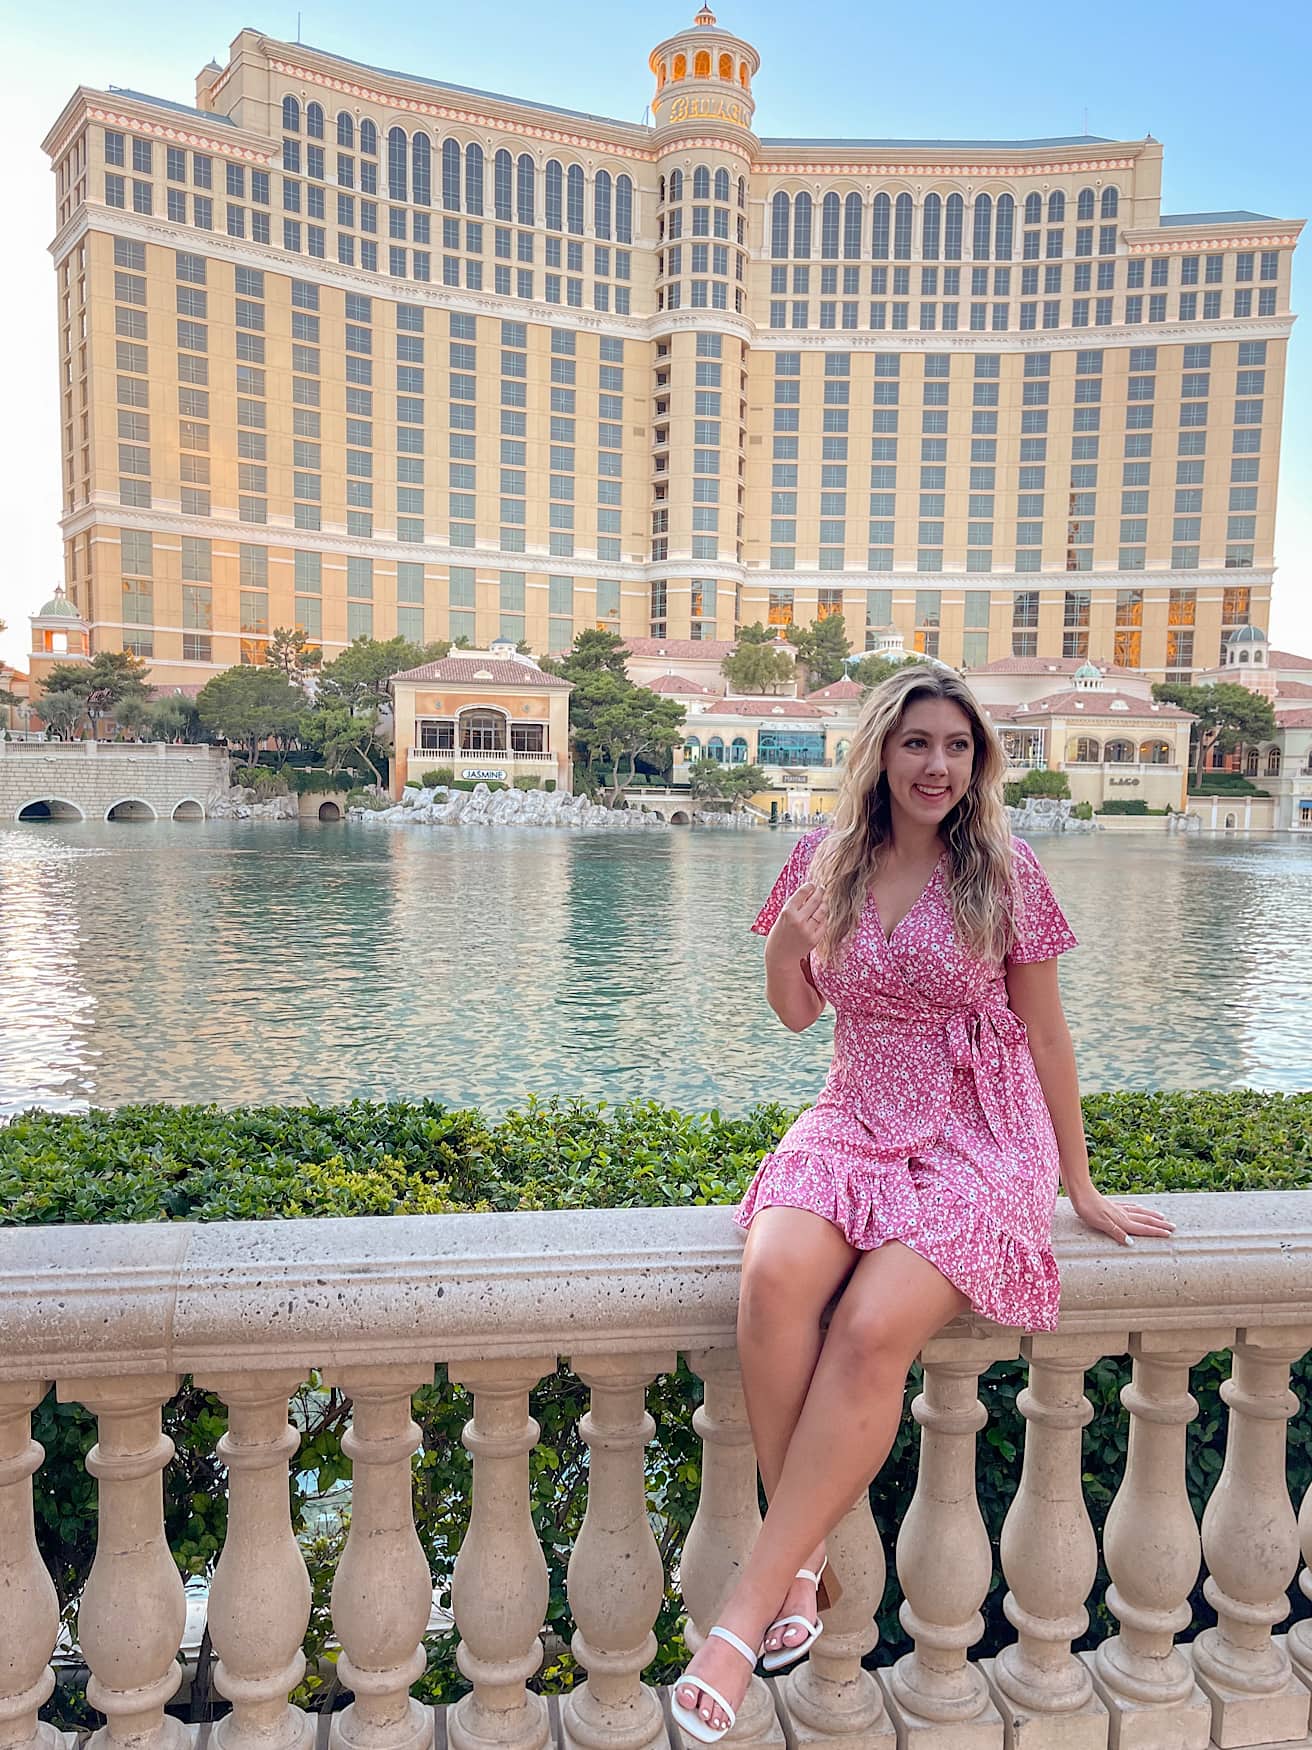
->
[36,587,80,619]
[1226,625,1268,644]
[1073,660,1102,679]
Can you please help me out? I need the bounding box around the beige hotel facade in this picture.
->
[40,8,1302,691]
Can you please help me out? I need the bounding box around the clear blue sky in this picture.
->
[5,0,1309,669]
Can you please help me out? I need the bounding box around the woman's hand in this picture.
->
[768,881,827,962]
[1069,1186,1175,1247]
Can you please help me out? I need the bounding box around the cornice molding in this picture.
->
[749,317,1296,353]
[1125,229,1302,255]
[742,569,1276,592]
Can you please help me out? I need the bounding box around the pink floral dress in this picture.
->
[735,830,1078,1332]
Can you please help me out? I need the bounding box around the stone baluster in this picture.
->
[1284,1471,1312,1692]
[1085,1328,1231,1750]
[446,1356,555,1750]
[1189,1327,1312,1746]
[680,1348,784,1750]
[878,1335,1019,1750]
[194,1370,315,1750]
[0,1383,63,1750]
[559,1352,676,1750]
[325,1367,435,1750]
[777,1488,895,1750]
[982,1334,1121,1750]
[56,1375,189,1750]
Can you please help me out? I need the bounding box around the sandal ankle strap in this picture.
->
[707,1624,759,1667]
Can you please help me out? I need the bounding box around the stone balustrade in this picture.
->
[3,1195,1312,1750]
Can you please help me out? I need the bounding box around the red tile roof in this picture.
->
[1010,689,1195,720]
[392,656,571,688]
[1276,681,1312,701]
[807,678,865,701]
[1271,648,1312,672]
[646,672,710,694]
[703,696,825,718]
[1275,708,1312,728]
[968,656,1140,678]
[625,636,736,660]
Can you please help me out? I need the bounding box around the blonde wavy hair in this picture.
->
[811,666,1017,964]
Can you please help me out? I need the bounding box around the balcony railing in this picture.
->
[6,1196,1312,1750]
[408,749,557,766]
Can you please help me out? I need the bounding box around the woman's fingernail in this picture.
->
[1124,1236,1136,1246]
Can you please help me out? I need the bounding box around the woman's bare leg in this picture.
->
[676,1241,969,1730]
[735,1209,858,1655]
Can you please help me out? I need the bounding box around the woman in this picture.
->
[672,666,1172,1743]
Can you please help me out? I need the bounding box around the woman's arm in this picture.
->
[1005,958,1091,1197]
[764,881,827,1032]
[1006,957,1174,1246]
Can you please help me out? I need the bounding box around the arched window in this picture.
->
[567,163,584,234]
[922,192,942,260]
[616,174,633,242]
[972,192,992,260]
[336,111,354,148]
[820,192,840,258]
[994,192,1014,259]
[793,190,812,258]
[1047,189,1065,222]
[739,61,749,87]
[1067,736,1100,764]
[731,737,749,764]
[673,52,687,79]
[359,119,377,156]
[494,148,513,221]
[737,175,747,208]
[306,102,324,139]
[1076,186,1095,221]
[1266,747,1281,775]
[714,167,730,202]
[1024,191,1042,225]
[387,127,407,201]
[517,153,535,225]
[438,137,459,211]
[669,168,684,203]
[944,192,964,260]
[1104,739,1134,764]
[465,142,484,215]
[707,736,726,762]
[893,192,913,259]
[693,165,711,200]
[694,49,711,77]
[1141,740,1172,766]
[1245,748,1259,775]
[594,168,612,238]
[656,59,668,89]
[771,191,791,258]
[835,738,850,765]
[282,95,300,132]
[843,191,863,258]
[460,711,507,753]
[545,160,563,230]
[719,52,733,79]
[871,192,890,259]
[1239,648,1250,663]
[1100,186,1119,218]
[412,132,433,207]
[684,736,701,758]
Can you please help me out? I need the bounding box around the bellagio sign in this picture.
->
[660,95,749,126]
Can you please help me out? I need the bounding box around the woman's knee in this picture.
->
[738,1217,852,1338]
[823,1295,922,1382]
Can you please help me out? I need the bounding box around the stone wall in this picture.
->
[0,742,230,822]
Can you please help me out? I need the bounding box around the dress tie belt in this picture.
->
[945,1006,1026,1153]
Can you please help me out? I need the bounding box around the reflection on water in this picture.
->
[1,821,1309,1116]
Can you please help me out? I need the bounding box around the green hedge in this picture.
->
[7,1092,1311,1730]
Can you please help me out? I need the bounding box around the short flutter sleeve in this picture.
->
[750,829,827,937]
[1007,837,1079,965]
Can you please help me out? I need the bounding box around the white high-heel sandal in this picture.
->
[760,1556,833,1673]
[671,1624,759,1745]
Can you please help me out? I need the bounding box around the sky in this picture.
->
[4,0,1310,672]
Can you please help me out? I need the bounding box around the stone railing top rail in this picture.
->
[3,1192,1311,1382]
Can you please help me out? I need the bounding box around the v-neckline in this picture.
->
[870,852,945,947]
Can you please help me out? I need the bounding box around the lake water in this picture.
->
[2,821,1309,1116]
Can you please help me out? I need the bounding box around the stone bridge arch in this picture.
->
[105,798,158,822]
[16,797,86,822]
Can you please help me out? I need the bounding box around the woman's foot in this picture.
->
[762,1546,827,1661]
[674,1621,761,1736]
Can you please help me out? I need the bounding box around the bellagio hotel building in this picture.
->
[42,7,1301,688]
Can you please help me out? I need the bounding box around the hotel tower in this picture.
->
[41,8,1301,685]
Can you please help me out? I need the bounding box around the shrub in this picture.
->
[513,776,541,791]
[1099,798,1150,816]
[1072,800,1094,820]
[544,779,557,792]
[451,778,507,793]
[288,769,351,796]
[405,779,421,790]
[10,1093,1311,1728]
[344,787,389,811]
[1004,781,1024,808]
[421,768,454,788]
[1019,769,1070,800]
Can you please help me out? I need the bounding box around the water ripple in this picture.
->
[1,821,1308,1116]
